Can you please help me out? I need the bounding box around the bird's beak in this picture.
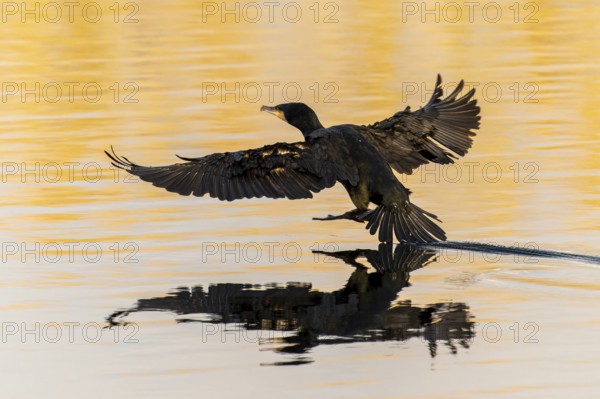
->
[260,105,286,121]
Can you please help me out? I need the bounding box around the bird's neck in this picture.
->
[301,126,323,138]
[299,118,324,137]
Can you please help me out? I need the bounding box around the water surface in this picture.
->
[0,0,599,398]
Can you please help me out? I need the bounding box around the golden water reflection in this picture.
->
[1,0,599,397]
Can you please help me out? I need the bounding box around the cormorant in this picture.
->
[106,75,480,243]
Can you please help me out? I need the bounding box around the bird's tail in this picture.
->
[364,202,447,244]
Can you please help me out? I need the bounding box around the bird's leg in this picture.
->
[313,208,369,223]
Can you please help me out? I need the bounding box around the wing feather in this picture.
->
[361,75,481,174]
[106,139,357,201]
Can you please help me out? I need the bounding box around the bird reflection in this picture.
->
[108,244,474,365]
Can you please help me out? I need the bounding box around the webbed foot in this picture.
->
[312,209,370,223]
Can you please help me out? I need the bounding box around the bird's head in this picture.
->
[260,102,324,136]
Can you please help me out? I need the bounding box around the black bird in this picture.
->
[106,75,480,243]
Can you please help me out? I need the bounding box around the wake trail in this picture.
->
[420,241,600,266]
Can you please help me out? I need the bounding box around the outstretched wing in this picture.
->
[361,74,481,174]
[106,140,357,201]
